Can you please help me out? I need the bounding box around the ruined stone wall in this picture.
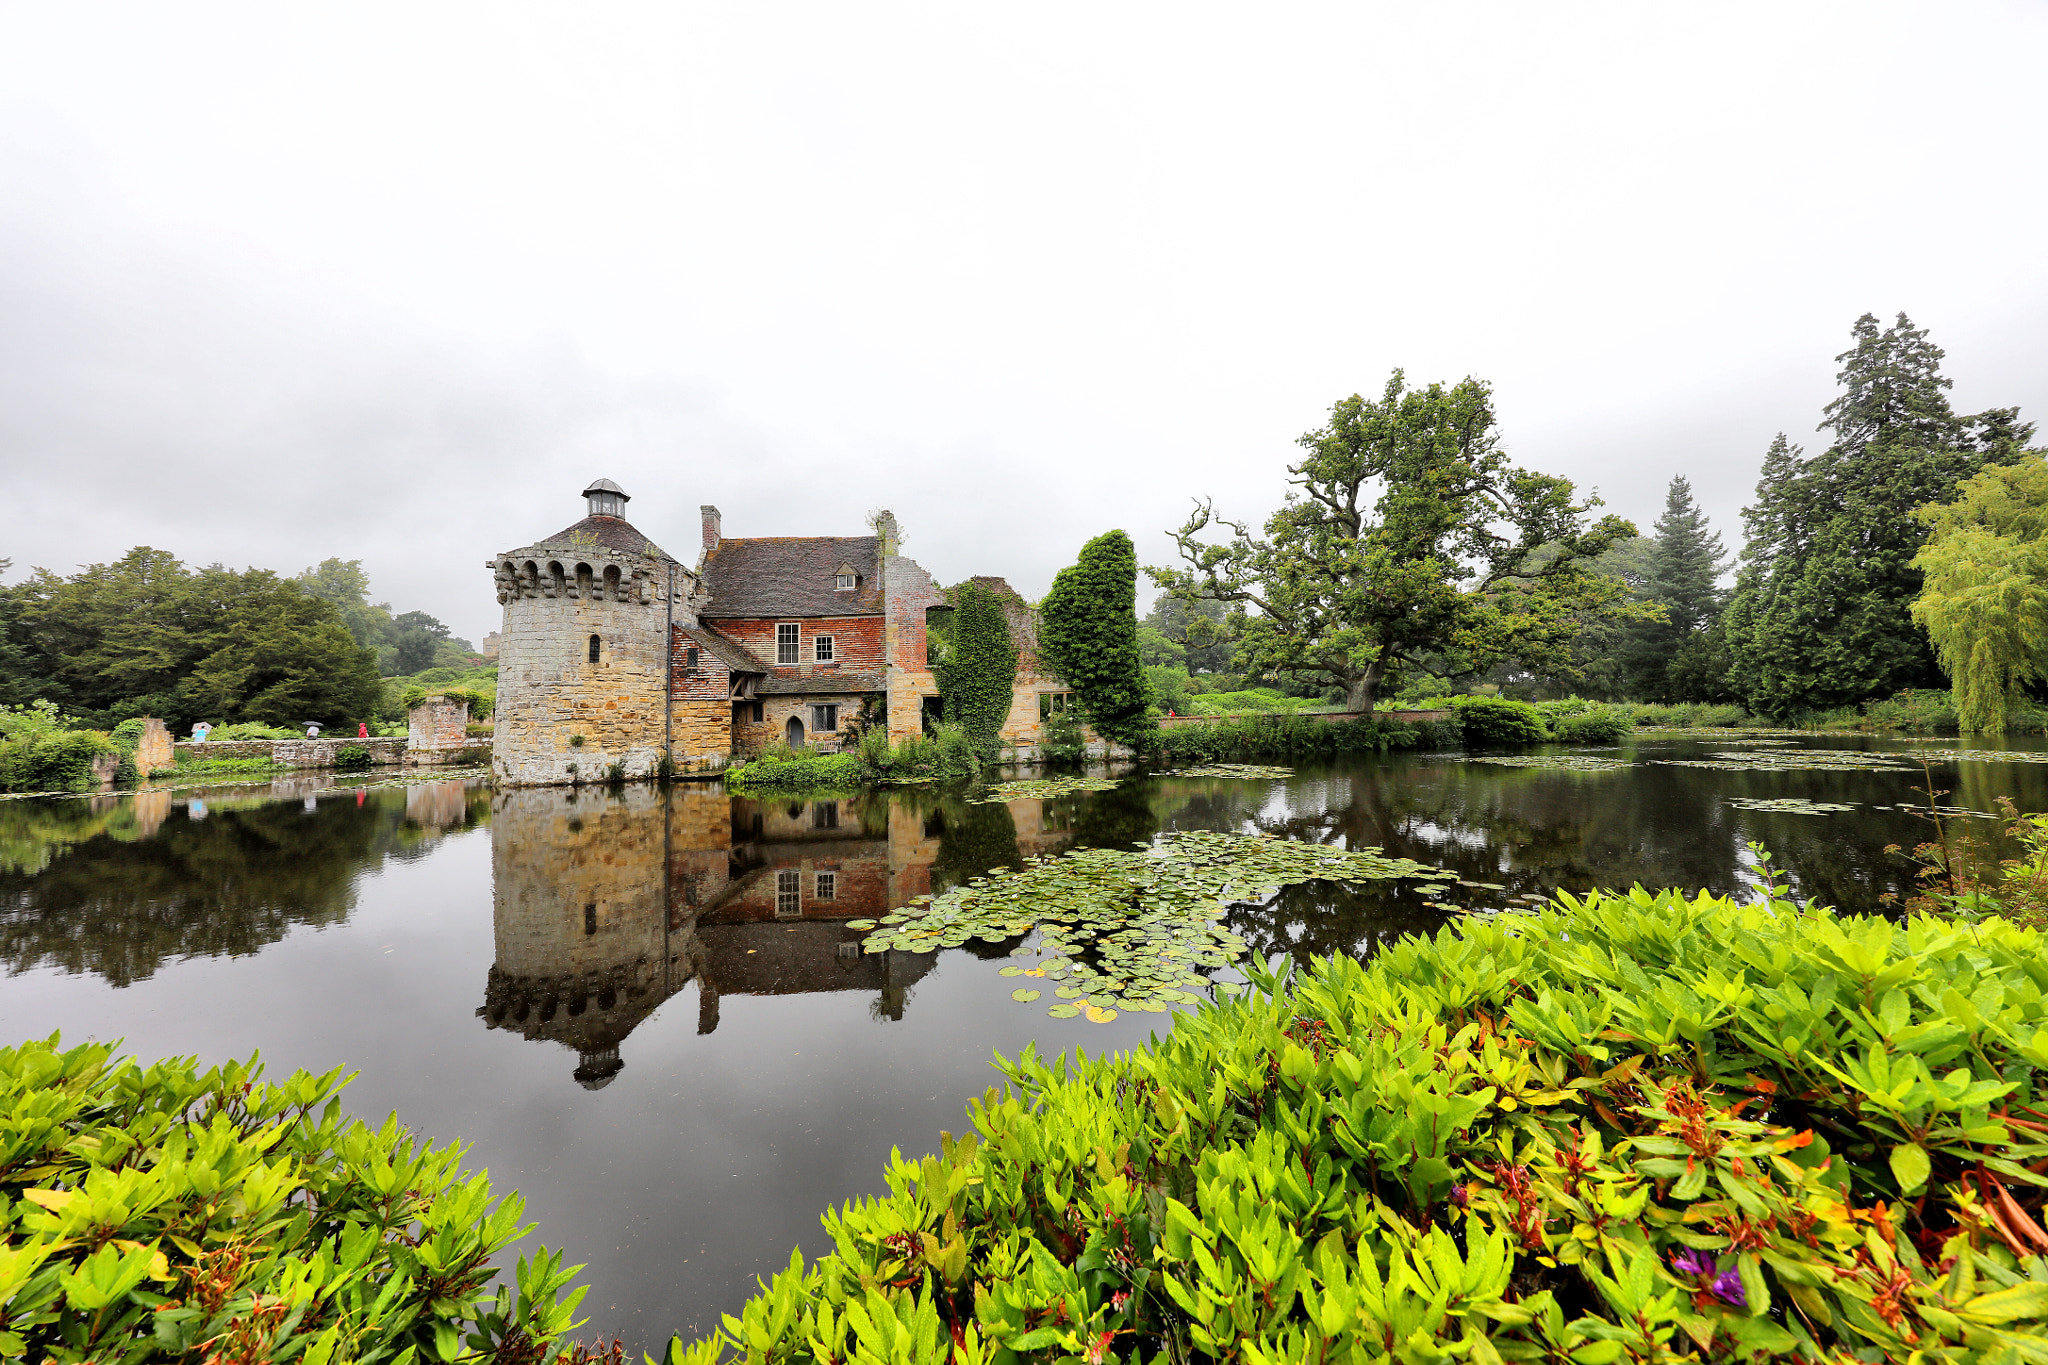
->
[133,719,173,777]
[881,553,945,745]
[706,615,884,677]
[407,698,470,750]
[492,581,674,786]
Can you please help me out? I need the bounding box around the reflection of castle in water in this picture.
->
[480,788,1068,1088]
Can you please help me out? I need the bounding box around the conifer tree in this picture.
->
[1623,477,1728,699]
[1040,530,1155,750]
[1723,313,2036,716]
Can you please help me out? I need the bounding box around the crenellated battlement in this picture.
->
[492,553,664,606]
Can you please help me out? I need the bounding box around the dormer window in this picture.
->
[835,564,858,590]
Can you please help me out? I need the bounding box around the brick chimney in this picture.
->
[701,505,722,551]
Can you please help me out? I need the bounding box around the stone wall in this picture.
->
[407,698,470,750]
[491,577,675,786]
[171,737,409,768]
[133,719,173,777]
[881,552,944,745]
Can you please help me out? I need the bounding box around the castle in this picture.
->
[488,480,1072,786]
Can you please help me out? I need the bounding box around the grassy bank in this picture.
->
[664,877,2048,1364]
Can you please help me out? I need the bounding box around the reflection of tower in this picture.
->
[479,786,711,1088]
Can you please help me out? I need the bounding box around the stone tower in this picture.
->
[489,479,696,786]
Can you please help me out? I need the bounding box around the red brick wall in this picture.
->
[706,615,884,678]
[669,628,734,701]
[713,850,891,922]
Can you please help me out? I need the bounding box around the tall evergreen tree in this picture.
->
[1724,313,2036,716]
[1622,477,1728,700]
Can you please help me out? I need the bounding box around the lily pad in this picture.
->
[1726,797,1858,814]
[1084,1006,1118,1023]
[843,919,878,930]
[1163,764,1294,779]
[1012,988,1041,1002]
[1047,1003,1080,1018]
[1469,754,1632,772]
[970,775,1122,803]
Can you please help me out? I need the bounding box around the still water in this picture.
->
[4,735,2046,1346]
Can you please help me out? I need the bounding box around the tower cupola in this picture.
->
[583,478,629,518]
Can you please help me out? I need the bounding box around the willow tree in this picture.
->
[1151,372,1637,711]
[1911,456,2048,735]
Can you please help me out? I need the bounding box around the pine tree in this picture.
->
[1623,477,1728,699]
[1040,530,1154,750]
[1723,313,2035,716]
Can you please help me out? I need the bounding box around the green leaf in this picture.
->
[1890,1142,1931,1195]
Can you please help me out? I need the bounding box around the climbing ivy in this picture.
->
[1039,529,1154,750]
[935,582,1018,761]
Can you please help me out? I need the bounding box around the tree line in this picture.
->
[1134,312,2043,731]
[0,550,478,731]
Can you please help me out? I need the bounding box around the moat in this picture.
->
[5,735,2047,1347]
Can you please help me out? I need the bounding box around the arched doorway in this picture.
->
[785,715,805,749]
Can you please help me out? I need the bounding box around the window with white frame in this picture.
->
[776,623,800,664]
[814,635,834,662]
[775,869,800,916]
[836,573,855,590]
[815,871,837,900]
[810,703,838,733]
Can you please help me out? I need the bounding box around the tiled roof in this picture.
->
[699,537,883,618]
[756,672,885,696]
[678,626,767,674]
[504,514,680,564]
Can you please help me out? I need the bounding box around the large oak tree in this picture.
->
[1151,372,1637,712]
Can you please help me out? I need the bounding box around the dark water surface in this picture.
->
[5,735,2047,1345]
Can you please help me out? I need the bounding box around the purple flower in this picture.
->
[1709,1268,1747,1309]
[1449,1183,1468,1208]
[1669,1248,1715,1278]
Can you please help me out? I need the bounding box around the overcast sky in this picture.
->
[2,3,2044,646]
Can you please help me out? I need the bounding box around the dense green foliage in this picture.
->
[672,881,2048,1365]
[1448,696,1548,746]
[1154,715,1457,765]
[1181,690,1304,716]
[935,584,1020,761]
[1040,533,1155,750]
[726,752,864,791]
[0,701,115,794]
[0,1035,586,1365]
[1154,373,1638,711]
[1142,596,1233,676]
[0,549,384,730]
[857,724,984,783]
[1725,314,2039,718]
[1909,456,2048,735]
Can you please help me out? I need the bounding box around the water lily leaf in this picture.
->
[1012,988,1041,1002]
[998,966,1023,976]
[1084,1006,1118,1023]
[844,919,878,930]
[1047,1003,1080,1018]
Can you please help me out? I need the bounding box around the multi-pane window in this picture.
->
[815,871,837,900]
[835,573,856,590]
[814,636,834,662]
[684,646,700,670]
[1038,691,1076,720]
[776,623,800,664]
[813,801,839,829]
[810,704,838,733]
[749,700,765,723]
[588,634,602,664]
[775,869,801,916]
